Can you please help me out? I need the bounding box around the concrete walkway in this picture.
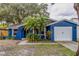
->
[18,41,57,45]
[58,41,78,52]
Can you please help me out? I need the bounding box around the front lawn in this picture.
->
[31,44,75,56]
[0,44,75,56]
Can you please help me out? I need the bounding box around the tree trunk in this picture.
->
[76,42,79,56]
[76,11,79,56]
[76,8,79,55]
[76,10,79,22]
[44,27,46,39]
[33,27,35,41]
[74,3,79,56]
[33,28,35,34]
[38,28,42,39]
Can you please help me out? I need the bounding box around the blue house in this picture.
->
[8,24,26,40]
[46,20,79,41]
[8,24,45,40]
[1,19,79,41]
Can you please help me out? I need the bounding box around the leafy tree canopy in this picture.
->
[0,3,49,24]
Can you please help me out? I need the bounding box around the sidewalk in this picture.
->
[18,41,57,45]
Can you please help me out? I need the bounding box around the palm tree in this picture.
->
[23,15,48,40]
[37,16,48,39]
[23,16,38,40]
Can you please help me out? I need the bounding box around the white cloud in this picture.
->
[48,3,78,20]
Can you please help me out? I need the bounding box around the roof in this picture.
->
[47,20,79,26]
[8,24,25,29]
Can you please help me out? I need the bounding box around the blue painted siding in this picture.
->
[8,29,12,38]
[20,27,25,38]
[15,26,25,40]
[51,26,54,41]
[72,26,77,41]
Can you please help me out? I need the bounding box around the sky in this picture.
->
[47,3,78,20]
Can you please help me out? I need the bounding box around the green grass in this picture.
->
[28,39,55,43]
[30,44,75,56]
[1,44,75,56]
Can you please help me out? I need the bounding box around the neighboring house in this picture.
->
[0,28,8,39]
[0,24,26,40]
[0,21,8,39]
[46,20,79,41]
[8,24,26,40]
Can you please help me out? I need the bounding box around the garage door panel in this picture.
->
[54,27,72,41]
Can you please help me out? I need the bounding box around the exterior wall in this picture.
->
[51,25,54,41]
[0,30,8,37]
[8,26,26,40]
[15,26,25,40]
[0,25,26,40]
[0,29,8,39]
[8,29,12,38]
[72,26,77,41]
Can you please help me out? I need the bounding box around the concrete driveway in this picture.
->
[58,41,78,52]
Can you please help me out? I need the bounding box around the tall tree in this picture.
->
[23,15,48,39]
[23,16,39,40]
[74,3,79,22]
[0,3,48,24]
[74,3,79,56]
[37,16,48,39]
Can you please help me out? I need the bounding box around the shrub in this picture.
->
[8,36,14,40]
[26,33,41,42]
[46,31,51,40]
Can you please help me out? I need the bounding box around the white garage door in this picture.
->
[54,27,72,41]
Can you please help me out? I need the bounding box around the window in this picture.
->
[13,29,17,36]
